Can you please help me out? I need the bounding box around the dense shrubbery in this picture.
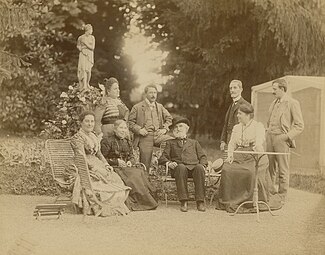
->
[0,137,60,196]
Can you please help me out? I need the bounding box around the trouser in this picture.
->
[138,132,172,172]
[266,132,290,197]
[172,164,206,202]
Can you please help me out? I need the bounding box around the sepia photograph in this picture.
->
[0,0,324,254]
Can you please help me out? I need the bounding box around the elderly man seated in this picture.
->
[158,116,208,212]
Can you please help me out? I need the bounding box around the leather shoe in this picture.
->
[180,201,188,212]
[197,201,206,212]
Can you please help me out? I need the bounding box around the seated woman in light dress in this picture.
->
[70,111,131,216]
[215,103,275,213]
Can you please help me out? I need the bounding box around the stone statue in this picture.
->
[77,24,95,91]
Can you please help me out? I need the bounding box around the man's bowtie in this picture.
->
[177,138,186,144]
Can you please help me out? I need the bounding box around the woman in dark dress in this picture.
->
[216,103,279,213]
[101,120,158,211]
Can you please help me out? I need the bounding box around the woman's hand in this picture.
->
[225,155,234,164]
[168,161,178,170]
[118,159,127,167]
[105,164,113,173]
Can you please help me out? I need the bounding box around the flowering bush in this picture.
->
[41,84,104,138]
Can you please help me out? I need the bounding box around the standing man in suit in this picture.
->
[266,78,304,204]
[220,80,249,151]
[128,85,173,172]
[159,117,208,212]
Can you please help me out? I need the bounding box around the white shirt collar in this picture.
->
[145,98,156,106]
[279,94,289,103]
[232,95,241,103]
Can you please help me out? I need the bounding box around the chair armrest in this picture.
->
[54,178,71,186]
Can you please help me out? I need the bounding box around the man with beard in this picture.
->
[220,80,249,151]
[129,85,173,172]
[159,116,208,212]
[266,78,304,204]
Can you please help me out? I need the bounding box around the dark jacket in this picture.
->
[100,135,135,166]
[158,138,208,168]
[220,96,249,144]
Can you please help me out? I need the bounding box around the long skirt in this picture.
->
[114,167,158,211]
[72,155,131,217]
[216,148,271,213]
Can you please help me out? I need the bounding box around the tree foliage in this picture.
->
[0,0,136,134]
[135,0,325,137]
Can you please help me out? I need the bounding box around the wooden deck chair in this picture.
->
[73,152,129,217]
[45,139,75,204]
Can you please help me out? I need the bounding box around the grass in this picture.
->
[290,174,325,196]
[0,134,324,197]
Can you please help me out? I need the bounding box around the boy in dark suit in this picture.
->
[159,116,208,212]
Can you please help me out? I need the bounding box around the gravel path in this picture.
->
[1,188,324,255]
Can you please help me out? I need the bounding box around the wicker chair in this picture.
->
[45,139,75,204]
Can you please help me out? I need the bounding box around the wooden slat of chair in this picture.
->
[33,203,66,220]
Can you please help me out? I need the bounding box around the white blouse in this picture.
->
[227,120,265,156]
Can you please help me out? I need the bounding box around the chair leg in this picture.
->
[209,190,217,206]
[165,193,168,207]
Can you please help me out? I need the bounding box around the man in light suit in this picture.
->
[159,117,208,212]
[128,85,173,172]
[266,78,304,203]
[220,80,249,151]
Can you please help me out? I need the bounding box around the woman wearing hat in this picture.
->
[94,77,129,138]
[216,103,276,213]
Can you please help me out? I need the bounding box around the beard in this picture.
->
[173,130,187,139]
[115,130,128,139]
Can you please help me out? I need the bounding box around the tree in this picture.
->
[0,0,136,133]
[135,0,325,137]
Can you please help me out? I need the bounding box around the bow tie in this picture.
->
[177,138,186,145]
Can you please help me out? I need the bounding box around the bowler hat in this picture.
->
[171,116,190,128]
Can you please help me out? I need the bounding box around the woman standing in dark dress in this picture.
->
[216,103,275,213]
[101,120,158,211]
